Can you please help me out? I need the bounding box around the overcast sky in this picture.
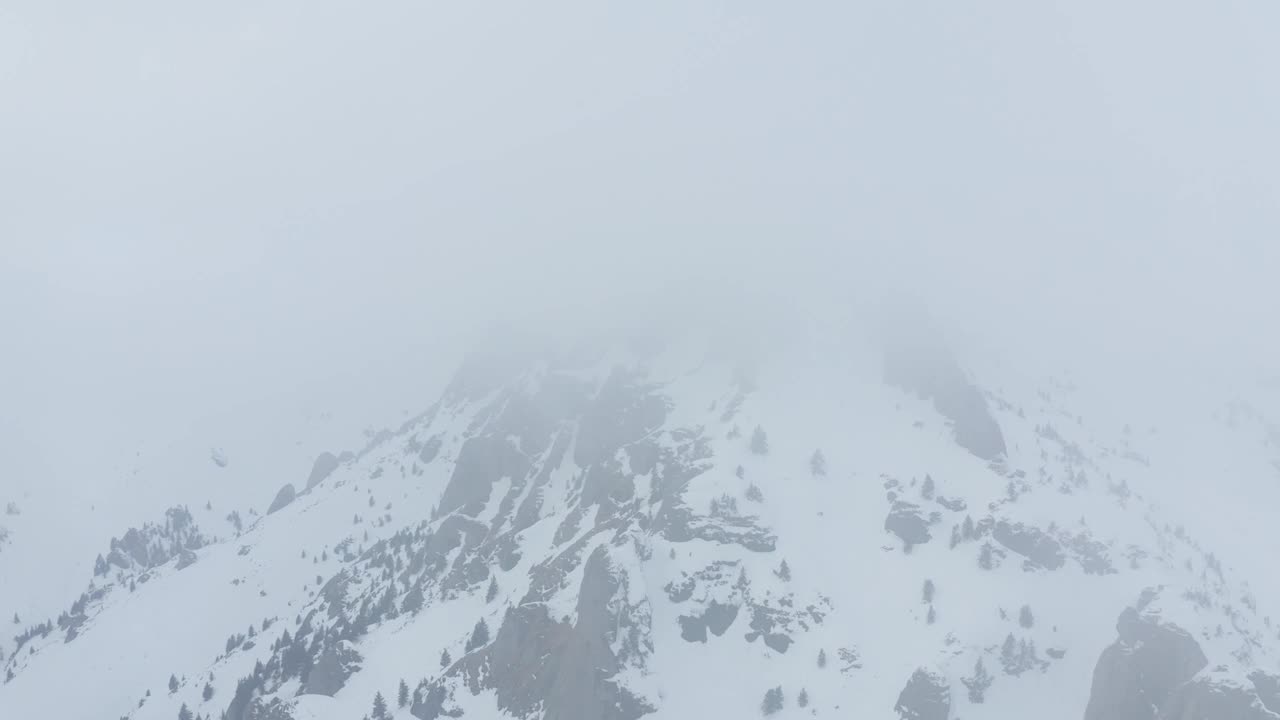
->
[3,1,1279,507]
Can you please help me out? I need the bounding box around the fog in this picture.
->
[3,0,1279,505]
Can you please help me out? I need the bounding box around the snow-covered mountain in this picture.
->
[4,318,1280,720]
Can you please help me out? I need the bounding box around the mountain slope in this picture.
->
[3,325,1280,720]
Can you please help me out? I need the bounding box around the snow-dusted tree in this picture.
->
[486,576,499,603]
[761,686,784,715]
[797,688,810,708]
[927,605,936,625]
[440,648,452,668]
[745,483,764,502]
[962,658,993,703]
[177,704,193,720]
[978,542,994,570]
[809,449,827,477]
[776,560,792,582]
[372,691,389,720]
[169,674,179,694]
[202,682,214,701]
[750,426,770,455]
[1019,604,1035,628]
[465,618,490,652]
[398,679,410,708]
[922,579,935,604]
[921,474,935,499]
[817,648,827,668]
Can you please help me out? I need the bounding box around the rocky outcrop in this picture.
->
[302,641,362,696]
[885,502,932,546]
[266,484,296,514]
[1083,601,1208,720]
[437,435,529,518]
[883,313,1006,461]
[894,668,951,720]
[993,520,1064,570]
[305,452,340,490]
[1159,675,1280,720]
[416,542,654,720]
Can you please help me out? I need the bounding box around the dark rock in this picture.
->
[1159,676,1280,720]
[885,502,932,546]
[574,369,667,468]
[305,452,340,490]
[1066,532,1116,575]
[704,601,738,636]
[418,435,443,465]
[1250,672,1280,715]
[883,314,1006,461]
[438,435,529,518]
[1083,605,1208,720]
[444,544,654,720]
[266,484,296,515]
[993,521,1064,570]
[678,615,707,643]
[302,641,362,696]
[894,668,951,720]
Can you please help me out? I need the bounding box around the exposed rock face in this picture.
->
[416,542,654,720]
[883,315,1006,461]
[1084,604,1209,720]
[885,501,932,546]
[266,484,296,515]
[302,641,362,696]
[305,452,340,490]
[1159,676,1280,720]
[1251,672,1280,715]
[993,521,1065,570]
[894,668,951,720]
[678,601,739,643]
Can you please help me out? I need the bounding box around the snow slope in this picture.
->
[3,319,1280,720]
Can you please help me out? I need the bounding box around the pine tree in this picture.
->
[486,576,499,603]
[922,579,935,604]
[949,525,961,549]
[921,474,935,499]
[962,515,976,540]
[809,449,827,477]
[372,691,389,720]
[398,679,410,708]
[1000,633,1018,673]
[465,618,490,652]
[12,613,18,625]
[94,554,109,576]
[1019,604,1035,628]
[202,683,214,701]
[177,704,193,720]
[776,560,791,581]
[169,674,179,693]
[797,688,809,708]
[817,648,827,668]
[440,648,452,668]
[761,686,784,715]
[963,657,993,703]
[978,542,994,570]
[927,605,936,625]
[750,426,770,455]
